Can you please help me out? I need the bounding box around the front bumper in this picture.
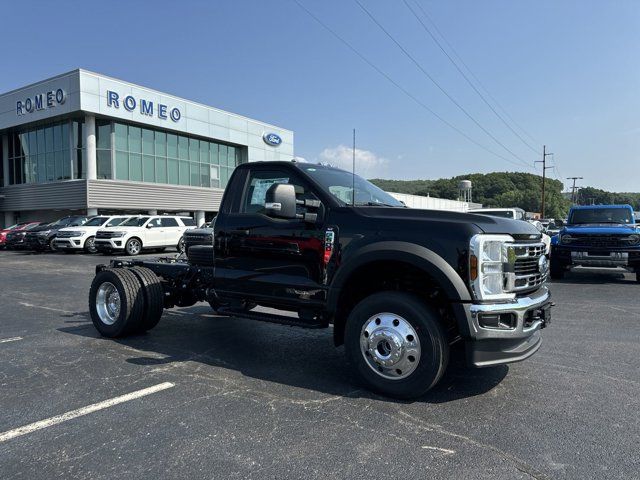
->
[54,238,84,250]
[95,238,125,252]
[552,245,640,269]
[464,286,552,367]
[25,235,51,249]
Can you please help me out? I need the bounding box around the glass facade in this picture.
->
[112,121,241,188]
[5,118,243,189]
[6,121,75,184]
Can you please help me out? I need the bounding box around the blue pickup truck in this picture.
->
[550,204,640,281]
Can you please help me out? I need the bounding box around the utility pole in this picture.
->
[535,145,553,218]
[566,176,583,204]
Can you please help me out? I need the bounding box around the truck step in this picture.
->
[217,308,327,329]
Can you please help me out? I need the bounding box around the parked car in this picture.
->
[527,220,551,255]
[184,220,215,266]
[0,222,41,249]
[54,215,132,253]
[87,161,552,399]
[4,223,48,250]
[94,215,196,256]
[469,207,526,220]
[550,204,640,281]
[24,216,89,252]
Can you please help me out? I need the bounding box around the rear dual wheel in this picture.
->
[89,267,164,337]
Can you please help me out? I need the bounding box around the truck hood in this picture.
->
[356,207,541,240]
[562,224,639,235]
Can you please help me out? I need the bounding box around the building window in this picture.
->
[106,120,244,188]
[7,120,73,185]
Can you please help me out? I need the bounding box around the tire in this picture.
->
[89,268,145,337]
[125,237,142,256]
[636,271,640,284]
[344,291,449,400]
[128,266,164,332]
[48,238,58,252]
[84,236,97,254]
[177,237,185,254]
[550,259,565,280]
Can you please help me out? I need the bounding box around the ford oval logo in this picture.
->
[263,132,282,147]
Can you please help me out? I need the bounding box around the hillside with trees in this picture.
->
[370,172,640,219]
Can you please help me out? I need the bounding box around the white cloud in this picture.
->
[317,145,389,178]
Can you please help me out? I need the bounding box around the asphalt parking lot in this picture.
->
[0,250,638,479]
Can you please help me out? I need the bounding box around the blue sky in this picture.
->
[2,0,638,191]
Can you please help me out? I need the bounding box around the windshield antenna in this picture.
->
[352,128,356,207]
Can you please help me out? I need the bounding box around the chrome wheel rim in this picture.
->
[127,239,141,255]
[86,237,96,253]
[178,238,185,253]
[360,312,421,380]
[96,282,120,325]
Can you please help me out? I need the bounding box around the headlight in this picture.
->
[469,234,515,302]
[560,234,574,245]
[67,231,84,237]
[37,231,51,236]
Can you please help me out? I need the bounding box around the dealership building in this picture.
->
[0,69,294,228]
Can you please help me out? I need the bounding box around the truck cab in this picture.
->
[88,161,553,399]
[550,204,640,281]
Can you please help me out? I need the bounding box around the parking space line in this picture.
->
[0,382,174,443]
[18,302,74,314]
[0,337,23,344]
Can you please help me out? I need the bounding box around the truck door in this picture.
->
[215,167,326,309]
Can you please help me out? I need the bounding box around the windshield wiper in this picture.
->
[355,201,401,207]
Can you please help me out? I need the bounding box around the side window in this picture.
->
[242,169,318,215]
[147,218,162,228]
[161,217,179,227]
[181,217,196,226]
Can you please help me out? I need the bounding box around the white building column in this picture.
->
[148,210,158,215]
[87,208,98,216]
[85,115,97,180]
[2,135,9,187]
[195,210,205,226]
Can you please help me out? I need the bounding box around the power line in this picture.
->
[354,0,533,169]
[291,0,532,170]
[402,0,541,156]
[412,1,542,148]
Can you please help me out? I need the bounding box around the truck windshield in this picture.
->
[300,165,404,207]
[121,217,150,227]
[569,208,633,224]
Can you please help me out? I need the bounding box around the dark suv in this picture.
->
[25,216,88,252]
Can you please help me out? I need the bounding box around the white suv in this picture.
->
[94,215,196,256]
[54,215,131,253]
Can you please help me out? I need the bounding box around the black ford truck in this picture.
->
[88,161,552,399]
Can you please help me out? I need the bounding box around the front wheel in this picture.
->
[125,238,142,256]
[177,237,185,254]
[48,238,58,252]
[84,236,97,254]
[344,291,449,400]
[636,271,640,284]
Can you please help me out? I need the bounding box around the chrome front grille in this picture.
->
[508,243,547,293]
[56,231,77,238]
